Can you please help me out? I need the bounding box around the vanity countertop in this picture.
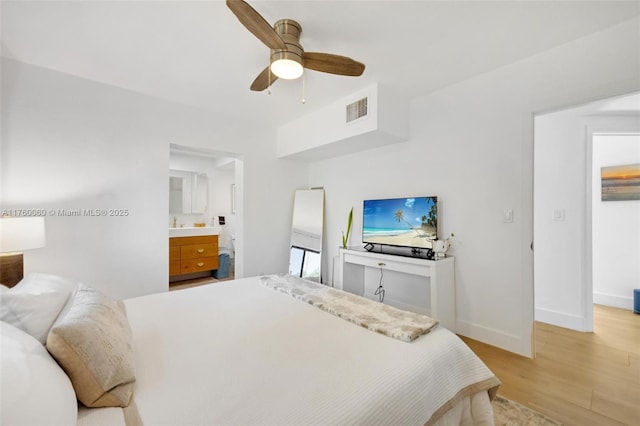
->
[169,227,219,238]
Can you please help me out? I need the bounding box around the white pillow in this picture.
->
[12,272,78,296]
[0,321,78,425]
[0,273,77,344]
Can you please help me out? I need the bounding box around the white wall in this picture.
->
[310,17,640,356]
[1,58,308,299]
[535,111,639,330]
[592,134,640,310]
[210,165,236,253]
[534,111,590,330]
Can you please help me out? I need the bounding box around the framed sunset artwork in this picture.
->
[601,163,640,201]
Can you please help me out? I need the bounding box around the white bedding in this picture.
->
[78,276,498,425]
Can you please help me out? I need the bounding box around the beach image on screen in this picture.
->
[363,197,437,248]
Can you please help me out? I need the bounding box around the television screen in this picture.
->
[362,197,437,249]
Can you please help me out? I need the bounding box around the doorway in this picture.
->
[533,92,640,332]
[592,134,640,308]
[169,143,243,283]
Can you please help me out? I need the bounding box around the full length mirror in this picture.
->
[289,189,324,282]
[169,170,208,215]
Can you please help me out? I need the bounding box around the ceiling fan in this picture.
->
[226,0,366,91]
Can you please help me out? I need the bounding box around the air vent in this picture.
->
[346,97,368,123]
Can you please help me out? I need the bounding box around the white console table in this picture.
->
[337,247,456,331]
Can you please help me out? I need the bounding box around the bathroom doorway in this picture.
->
[169,143,242,284]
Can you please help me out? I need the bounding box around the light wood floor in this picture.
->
[461,305,640,426]
[169,273,235,291]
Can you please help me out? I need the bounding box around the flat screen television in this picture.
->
[362,196,437,250]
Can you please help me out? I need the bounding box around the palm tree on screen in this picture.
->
[395,209,421,236]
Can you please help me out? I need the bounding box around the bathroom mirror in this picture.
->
[289,189,324,282]
[169,170,208,215]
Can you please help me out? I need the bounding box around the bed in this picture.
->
[1,272,500,425]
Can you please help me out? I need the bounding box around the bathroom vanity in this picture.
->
[169,229,219,279]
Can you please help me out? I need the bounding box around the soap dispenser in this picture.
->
[172,216,177,228]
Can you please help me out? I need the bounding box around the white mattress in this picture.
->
[78,276,498,425]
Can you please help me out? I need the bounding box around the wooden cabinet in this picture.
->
[169,235,219,277]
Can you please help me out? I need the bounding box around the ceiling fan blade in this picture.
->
[250,66,279,91]
[226,0,286,50]
[303,52,365,76]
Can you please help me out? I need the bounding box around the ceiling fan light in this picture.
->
[270,58,304,80]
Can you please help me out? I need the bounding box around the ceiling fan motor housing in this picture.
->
[270,19,304,76]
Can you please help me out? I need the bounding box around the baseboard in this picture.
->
[535,307,585,331]
[456,319,530,358]
[593,292,633,311]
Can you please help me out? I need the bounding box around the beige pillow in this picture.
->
[46,284,136,407]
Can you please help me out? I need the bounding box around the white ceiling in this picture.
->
[2,1,639,128]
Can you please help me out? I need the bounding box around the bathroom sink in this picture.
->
[169,227,219,237]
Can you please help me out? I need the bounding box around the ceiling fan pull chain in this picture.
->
[301,73,306,104]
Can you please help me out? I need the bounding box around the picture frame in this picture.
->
[601,163,640,201]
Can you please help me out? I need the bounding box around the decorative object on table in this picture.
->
[0,217,46,287]
[433,232,455,259]
[601,163,640,201]
[341,207,353,248]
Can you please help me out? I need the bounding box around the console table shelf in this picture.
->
[337,247,456,331]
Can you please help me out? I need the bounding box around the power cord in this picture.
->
[375,262,385,302]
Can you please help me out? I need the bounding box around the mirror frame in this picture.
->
[289,189,324,282]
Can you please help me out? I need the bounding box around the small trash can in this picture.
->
[634,289,640,314]
[213,253,230,279]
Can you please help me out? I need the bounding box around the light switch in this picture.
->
[553,209,565,221]
[503,209,514,223]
